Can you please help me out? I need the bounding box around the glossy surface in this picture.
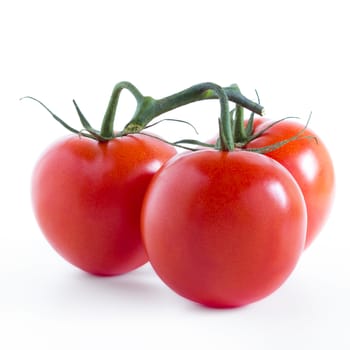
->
[32,134,176,275]
[142,150,307,307]
[247,119,335,248]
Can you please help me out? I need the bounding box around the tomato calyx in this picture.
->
[213,86,316,154]
[175,101,316,153]
[20,96,115,142]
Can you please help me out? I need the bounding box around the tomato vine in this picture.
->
[21,81,264,144]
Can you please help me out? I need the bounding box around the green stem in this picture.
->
[100,81,144,138]
[122,82,263,134]
[162,82,233,151]
[145,83,233,151]
[156,83,264,116]
[233,104,248,144]
[207,83,234,151]
[22,81,258,148]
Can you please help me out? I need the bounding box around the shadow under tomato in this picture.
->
[72,263,163,295]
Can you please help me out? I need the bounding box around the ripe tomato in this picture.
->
[245,118,335,248]
[141,150,307,307]
[32,134,176,276]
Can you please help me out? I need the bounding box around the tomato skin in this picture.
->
[246,119,335,248]
[141,150,307,307]
[32,134,176,276]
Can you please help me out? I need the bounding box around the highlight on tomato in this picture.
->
[141,84,309,308]
[244,117,335,248]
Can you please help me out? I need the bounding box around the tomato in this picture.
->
[141,149,307,307]
[32,134,176,276]
[245,118,335,248]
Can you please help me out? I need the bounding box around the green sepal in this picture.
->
[245,112,255,137]
[21,96,95,139]
[246,116,301,143]
[72,100,110,141]
[143,118,199,135]
[245,113,316,153]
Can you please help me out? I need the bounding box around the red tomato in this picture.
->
[32,134,176,276]
[246,119,335,248]
[141,150,307,307]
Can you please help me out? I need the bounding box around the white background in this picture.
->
[1,0,349,349]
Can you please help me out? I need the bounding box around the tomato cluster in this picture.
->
[27,82,334,308]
